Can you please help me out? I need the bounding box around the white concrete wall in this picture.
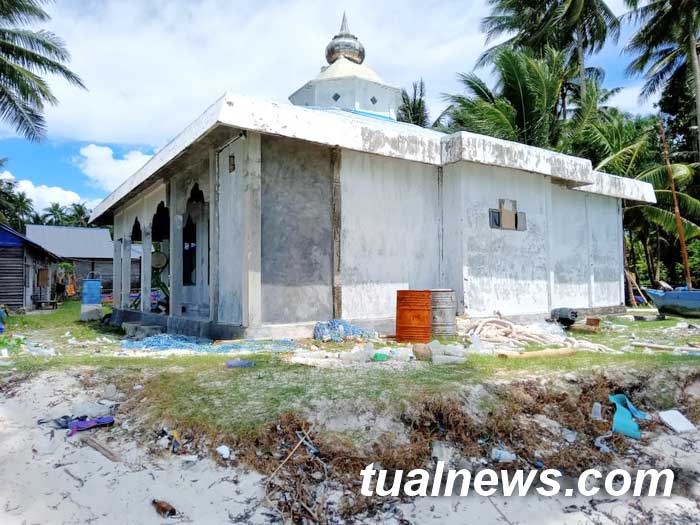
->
[340,149,441,319]
[456,163,551,316]
[443,161,624,317]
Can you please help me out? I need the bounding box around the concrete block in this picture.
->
[135,325,165,339]
[121,321,142,338]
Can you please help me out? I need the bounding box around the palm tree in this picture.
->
[67,201,90,227]
[397,79,430,127]
[10,190,32,230]
[42,201,66,225]
[625,0,700,154]
[0,0,84,141]
[481,0,620,99]
[28,210,44,225]
[445,47,566,148]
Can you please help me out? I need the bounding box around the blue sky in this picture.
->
[0,0,651,213]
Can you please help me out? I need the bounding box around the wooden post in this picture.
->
[659,120,692,290]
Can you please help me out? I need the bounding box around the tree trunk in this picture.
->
[642,235,655,285]
[688,15,700,158]
[655,227,661,281]
[629,232,639,281]
[577,25,586,102]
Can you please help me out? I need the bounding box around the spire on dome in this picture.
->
[325,13,365,65]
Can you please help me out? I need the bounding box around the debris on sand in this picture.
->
[457,317,619,353]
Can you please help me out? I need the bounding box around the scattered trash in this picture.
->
[591,402,603,421]
[562,429,577,443]
[226,359,255,368]
[457,317,617,353]
[72,401,114,419]
[216,445,231,459]
[491,447,517,463]
[133,384,143,390]
[25,344,56,356]
[67,416,115,437]
[295,430,319,457]
[181,455,199,468]
[372,352,389,362]
[497,348,577,359]
[534,460,545,469]
[432,355,466,365]
[0,348,8,358]
[594,432,613,454]
[609,394,648,439]
[313,319,376,342]
[0,360,14,367]
[152,499,177,518]
[550,307,578,327]
[81,435,120,462]
[428,340,467,357]
[412,343,432,361]
[102,384,118,400]
[171,430,182,453]
[122,334,297,353]
[659,410,696,433]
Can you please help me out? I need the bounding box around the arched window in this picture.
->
[182,184,204,286]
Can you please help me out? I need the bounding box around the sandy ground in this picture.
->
[2,371,700,524]
[0,371,269,524]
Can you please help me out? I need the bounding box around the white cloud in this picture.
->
[1,169,90,212]
[75,144,152,192]
[606,85,659,115]
[11,0,492,145]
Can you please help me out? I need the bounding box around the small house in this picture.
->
[0,224,61,311]
[25,225,141,294]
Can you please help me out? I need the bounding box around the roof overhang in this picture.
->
[574,170,657,203]
[90,92,657,223]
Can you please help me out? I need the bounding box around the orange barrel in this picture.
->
[396,290,432,343]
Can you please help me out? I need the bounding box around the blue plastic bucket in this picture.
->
[81,279,102,305]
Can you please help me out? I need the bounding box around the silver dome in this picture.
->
[325,13,365,65]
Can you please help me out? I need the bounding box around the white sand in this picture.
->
[0,371,268,524]
[2,371,700,524]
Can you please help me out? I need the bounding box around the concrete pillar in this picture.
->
[170,182,183,316]
[140,227,152,313]
[208,149,219,322]
[331,147,342,319]
[244,133,262,327]
[121,236,132,309]
[113,238,122,309]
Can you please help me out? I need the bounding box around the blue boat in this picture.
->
[645,288,700,317]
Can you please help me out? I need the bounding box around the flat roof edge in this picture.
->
[575,171,657,203]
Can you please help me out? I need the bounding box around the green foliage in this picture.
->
[446,47,566,148]
[397,79,430,127]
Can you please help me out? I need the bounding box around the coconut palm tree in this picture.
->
[397,79,430,127]
[10,190,32,230]
[42,201,66,225]
[0,0,84,141]
[625,0,700,154]
[67,201,90,227]
[446,47,566,148]
[481,0,620,99]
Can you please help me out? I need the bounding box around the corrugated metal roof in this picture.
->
[25,225,140,260]
[0,224,61,260]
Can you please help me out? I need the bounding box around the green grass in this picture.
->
[4,303,700,440]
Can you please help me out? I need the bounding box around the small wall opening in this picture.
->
[183,215,196,286]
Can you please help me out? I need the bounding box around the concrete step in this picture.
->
[136,325,165,339]
[121,321,142,338]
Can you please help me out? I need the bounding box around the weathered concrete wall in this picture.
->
[444,162,624,317]
[260,136,333,323]
[588,193,624,307]
[340,149,441,319]
[216,132,262,326]
[549,183,590,309]
[455,163,550,316]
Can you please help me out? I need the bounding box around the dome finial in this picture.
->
[325,13,365,65]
